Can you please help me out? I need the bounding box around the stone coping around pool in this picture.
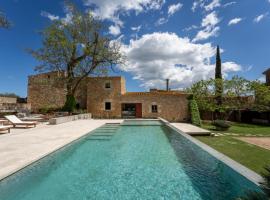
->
[0,119,123,181]
[49,113,92,125]
[159,118,264,185]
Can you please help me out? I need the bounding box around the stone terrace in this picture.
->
[0,119,123,180]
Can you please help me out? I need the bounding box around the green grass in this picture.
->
[196,136,270,175]
[202,122,270,136]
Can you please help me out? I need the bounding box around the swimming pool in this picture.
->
[0,120,261,199]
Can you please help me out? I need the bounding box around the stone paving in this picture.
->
[170,123,211,135]
[237,137,270,150]
[0,119,123,180]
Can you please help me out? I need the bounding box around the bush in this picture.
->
[188,95,202,127]
[212,120,231,131]
[39,107,61,114]
[62,95,76,113]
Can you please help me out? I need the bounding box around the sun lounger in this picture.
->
[4,115,37,128]
[0,125,12,133]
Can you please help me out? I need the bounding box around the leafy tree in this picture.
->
[29,3,123,112]
[189,77,254,121]
[0,11,11,28]
[224,75,253,121]
[187,79,216,120]
[250,81,270,112]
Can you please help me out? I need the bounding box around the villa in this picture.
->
[28,71,190,121]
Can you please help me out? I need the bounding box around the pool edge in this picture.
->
[159,118,264,186]
[0,122,118,182]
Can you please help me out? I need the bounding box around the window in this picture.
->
[151,105,158,113]
[105,82,111,89]
[105,102,111,111]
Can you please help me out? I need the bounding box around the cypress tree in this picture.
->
[215,45,223,118]
[215,45,222,79]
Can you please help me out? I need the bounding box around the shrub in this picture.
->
[62,95,76,113]
[212,120,231,131]
[188,95,202,127]
[39,106,61,114]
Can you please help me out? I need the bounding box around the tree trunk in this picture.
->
[63,64,77,113]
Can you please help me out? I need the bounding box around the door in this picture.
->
[135,103,142,118]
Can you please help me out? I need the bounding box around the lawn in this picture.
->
[196,136,270,174]
[202,122,270,136]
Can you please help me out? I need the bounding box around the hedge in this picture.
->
[188,96,202,127]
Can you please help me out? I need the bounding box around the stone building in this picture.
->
[28,72,190,122]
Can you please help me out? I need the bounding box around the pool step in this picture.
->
[86,124,121,141]
[86,137,111,141]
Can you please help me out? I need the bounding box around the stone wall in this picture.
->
[0,97,17,104]
[28,72,88,112]
[86,77,189,122]
[121,92,189,122]
[87,77,124,118]
[28,72,66,112]
[28,72,190,122]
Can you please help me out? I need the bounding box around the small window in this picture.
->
[105,82,111,89]
[105,102,111,111]
[152,105,158,113]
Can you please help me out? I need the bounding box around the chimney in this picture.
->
[166,79,169,91]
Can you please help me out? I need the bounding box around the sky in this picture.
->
[0,0,270,97]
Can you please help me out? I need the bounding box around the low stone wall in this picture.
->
[49,113,92,125]
[0,97,17,104]
[0,103,31,113]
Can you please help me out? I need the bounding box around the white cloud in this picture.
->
[131,25,142,32]
[254,13,268,23]
[222,62,242,73]
[193,11,220,42]
[41,11,59,21]
[155,17,168,26]
[120,32,241,89]
[201,11,220,27]
[109,25,121,36]
[84,0,165,25]
[204,0,221,11]
[228,17,243,26]
[168,3,183,16]
[191,0,205,12]
[258,76,266,83]
[193,26,220,42]
[183,25,199,32]
[223,1,236,7]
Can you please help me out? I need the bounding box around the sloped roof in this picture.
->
[124,91,189,96]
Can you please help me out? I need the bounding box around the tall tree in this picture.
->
[0,11,11,28]
[215,45,223,118]
[29,3,123,112]
[215,45,222,80]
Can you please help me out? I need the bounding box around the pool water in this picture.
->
[0,120,260,200]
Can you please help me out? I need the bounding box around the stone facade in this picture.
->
[86,77,190,121]
[0,97,17,104]
[28,71,88,112]
[28,72,190,122]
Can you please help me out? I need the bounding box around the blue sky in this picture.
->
[0,0,270,97]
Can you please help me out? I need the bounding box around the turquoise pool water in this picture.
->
[0,120,260,200]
